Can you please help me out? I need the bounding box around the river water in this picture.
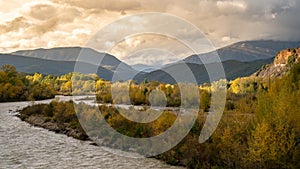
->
[0,97,183,169]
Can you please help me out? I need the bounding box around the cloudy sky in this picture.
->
[0,0,300,65]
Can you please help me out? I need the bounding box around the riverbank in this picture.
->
[17,113,89,141]
[16,99,90,141]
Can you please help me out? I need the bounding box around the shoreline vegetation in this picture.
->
[17,102,89,141]
[16,61,300,169]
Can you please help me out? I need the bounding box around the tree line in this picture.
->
[0,65,55,102]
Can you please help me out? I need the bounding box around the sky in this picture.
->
[0,0,300,65]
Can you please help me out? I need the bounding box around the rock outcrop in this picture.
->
[253,47,300,79]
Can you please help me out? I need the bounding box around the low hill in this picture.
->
[134,59,272,84]
[0,54,113,80]
[11,47,135,73]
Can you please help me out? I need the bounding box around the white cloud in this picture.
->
[216,1,247,12]
[72,29,91,36]
[222,36,231,42]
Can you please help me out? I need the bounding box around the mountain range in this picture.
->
[2,40,300,84]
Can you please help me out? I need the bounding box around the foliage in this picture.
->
[229,77,262,94]
[0,65,55,102]
[15,62,300,168]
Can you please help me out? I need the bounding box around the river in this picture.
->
[0,97,183,169]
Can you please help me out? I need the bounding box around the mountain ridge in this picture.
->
[0,54,114,80]
[183,40,300,64]
[11,47,135,73]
